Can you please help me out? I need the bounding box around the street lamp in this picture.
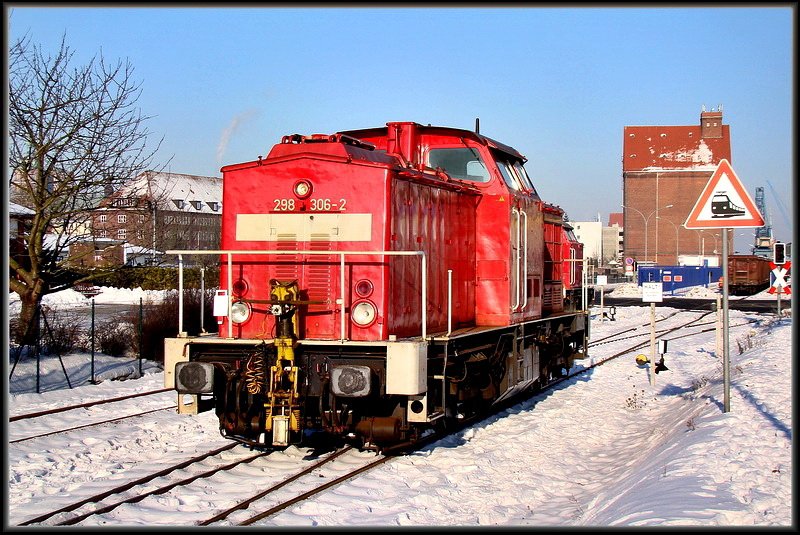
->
[709,232,720,254]
[622,203,674,263]
[658,216,680,265]
[694,230,704,261]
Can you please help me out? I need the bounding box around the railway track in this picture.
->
[586,308,762,359]
[588,309,704,348]
[18,442,381,527]
[199,446,383,526]
[18,442,239,526]
[9,387,179,444]
[13,309,770,527]
[564,308,762,384]
[9,388,172,422]
[9,405,177,444]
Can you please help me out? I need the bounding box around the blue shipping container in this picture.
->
[638,265,722,294]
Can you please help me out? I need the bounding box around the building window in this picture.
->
[190,200,202,210]
[137,230,144,240]
[114,198,135,208]
[118,229,126,240]
[99,214,107,223]
[98,229,107,238]
[118,214,127,224]
[138,214,145,223]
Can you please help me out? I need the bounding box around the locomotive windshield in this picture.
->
[496,160,524,191]
[427,147,491,183]
[495,157,538,197]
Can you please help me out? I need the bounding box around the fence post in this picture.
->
[139,297,143,376]
[35,304,41,394]
[91,299,96,384]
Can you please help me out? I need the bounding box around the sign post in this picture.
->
[768,259,791,317]
[597,275,608,321]
[683,159,764,413]
[641,282,663,386]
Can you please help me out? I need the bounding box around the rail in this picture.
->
[166,249,427,341]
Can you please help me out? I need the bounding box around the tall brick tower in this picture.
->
[622,106,733,266]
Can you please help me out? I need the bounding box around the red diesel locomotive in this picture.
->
[165,121,589,451]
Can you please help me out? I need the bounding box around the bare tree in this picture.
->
[9,33,164,343]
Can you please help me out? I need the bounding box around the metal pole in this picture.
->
[776,284,782,318]
[422,253,427,340]
[200,266,206,333]
[715,294,722,358]
[599,284,605,321]
[447,269,452,336]
[649,302,656,386]
[227,253,233,339]
[139,297,143,376]
[35,304,41,394]
[582,257,588,311]
[178,254,185,336]
[340,253,346,342]
[722,228,730,413]
[91,299,96,384]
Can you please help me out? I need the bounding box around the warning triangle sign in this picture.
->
[683,159,765,229]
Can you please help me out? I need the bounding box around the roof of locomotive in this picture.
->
[222,122,527,175]
[339,122,527,162]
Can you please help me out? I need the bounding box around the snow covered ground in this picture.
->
[5,286,794,527]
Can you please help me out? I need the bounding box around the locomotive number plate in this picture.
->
[237,213,372,242]
[273,198,348,211]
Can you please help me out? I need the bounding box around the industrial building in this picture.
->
[622,107,733,266]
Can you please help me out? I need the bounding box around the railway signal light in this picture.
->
[774,242,786,265]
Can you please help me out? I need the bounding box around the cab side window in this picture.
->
[428,148,491,183]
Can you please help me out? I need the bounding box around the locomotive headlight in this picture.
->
[175,362,214,394]
[351,300,377,327]
[293,179,313,199]
[230,301,251,324]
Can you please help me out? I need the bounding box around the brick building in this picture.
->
[77,171,222,267]
[9,201,34,266]
[622,107,732,266]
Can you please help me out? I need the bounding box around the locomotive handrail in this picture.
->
[512,208,520,311]
[166,249,427,341]
[511,208,529,312]
[521,209,528,310]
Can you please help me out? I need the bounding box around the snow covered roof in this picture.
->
[114,171,222,214]
[622,124,731,172]
[123,243,161,256]
[9,202,35,217]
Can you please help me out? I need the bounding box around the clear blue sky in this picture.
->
[7,5,794,252]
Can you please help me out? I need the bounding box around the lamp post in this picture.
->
[622,203,674,263]
[694,230,721,265]
[694,230,704,264]
[709,232,720,253]
[658,216,680,265]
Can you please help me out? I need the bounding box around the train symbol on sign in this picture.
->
[710,192,746,218]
